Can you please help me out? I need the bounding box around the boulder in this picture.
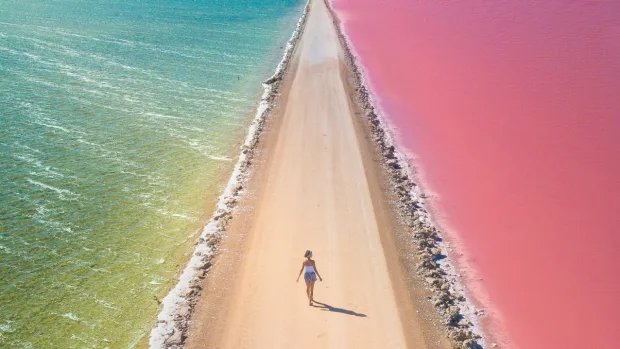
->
[165,330,184,346]
[177,304,190,318]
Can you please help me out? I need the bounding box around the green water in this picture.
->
[0,0,303,347]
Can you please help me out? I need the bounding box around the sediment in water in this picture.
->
[323,0,487,348]
[147,1,311,348]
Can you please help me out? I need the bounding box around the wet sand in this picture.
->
[182,0,451,348]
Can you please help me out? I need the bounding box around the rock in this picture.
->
[198,261,212,270]
[463,339,476,348]
[233,183,243,193]
[165,330,184,346]
[437,291,452,303]
[452,292,466,301]
[450,329,469,341]
[177,304,190,318]
[206,235,220,247]
[213,210,228,220]
[182,288,198,298]
[189,280,202,290]
[388,160,401,169]
[263,75,279,85]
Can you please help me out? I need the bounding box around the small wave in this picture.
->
[13,142,42,153]
[0,20,56,32]
[0,46,42,62]
[201,67,242,77]
[95,298,117,310]
[118,170,167,188]
[19,36,81,57]
[62,313,80,321]
[73,137,141,169]
[81,88,106,96]
[207,155,233,162]
[55,30,102,42]
[187,47,252,61]
[91,267,111,274]
[75,137,99,147]
[23,76,60,88]
[26,178,79,200]
[31,117,88,136]
[35,204,51,217]
[0,321,14,333]
[144,112,183,120]
[61,70,120,90]
[155,208,197,222]
[177,125,208,133]
[14,153,78,180]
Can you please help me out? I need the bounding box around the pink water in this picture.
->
[330,0,620,348]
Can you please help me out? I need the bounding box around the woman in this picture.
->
[296,250,323,305]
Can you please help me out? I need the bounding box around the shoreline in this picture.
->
[147,1,311,347]
[323,0,487,347]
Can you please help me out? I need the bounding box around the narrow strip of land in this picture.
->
[185,1,443,348]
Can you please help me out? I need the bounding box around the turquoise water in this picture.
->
[0,0,303,347]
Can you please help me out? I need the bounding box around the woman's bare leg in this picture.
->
[305,282,311,304]
[310,282,315,303]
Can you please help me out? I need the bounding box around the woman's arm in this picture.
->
[296,263,304,282]
[312,261,323,281]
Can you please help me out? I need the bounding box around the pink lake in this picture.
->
[330,0,620,348]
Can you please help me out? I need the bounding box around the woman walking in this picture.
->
[296,250,323,305]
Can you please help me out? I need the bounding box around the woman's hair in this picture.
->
[304,250,312,258]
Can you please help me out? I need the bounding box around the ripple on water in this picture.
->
[0,0,305,347]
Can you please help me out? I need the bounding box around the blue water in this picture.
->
[0,0,303,347]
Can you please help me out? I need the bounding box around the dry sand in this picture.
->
[184,0,452,348]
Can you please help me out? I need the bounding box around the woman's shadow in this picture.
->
[312,301,367,317]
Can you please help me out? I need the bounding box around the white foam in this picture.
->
[207,155,232,162]
[0,321,14,333]
[26,178,79,200]
[148,1,311,347]
[144,112,184,120]
[62,313,80,321]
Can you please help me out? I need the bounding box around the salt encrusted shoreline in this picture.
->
[147,2,311,348]
[323,1,487,348]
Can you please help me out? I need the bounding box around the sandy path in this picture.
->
[184,1,441,348]
[215,1,408,348]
